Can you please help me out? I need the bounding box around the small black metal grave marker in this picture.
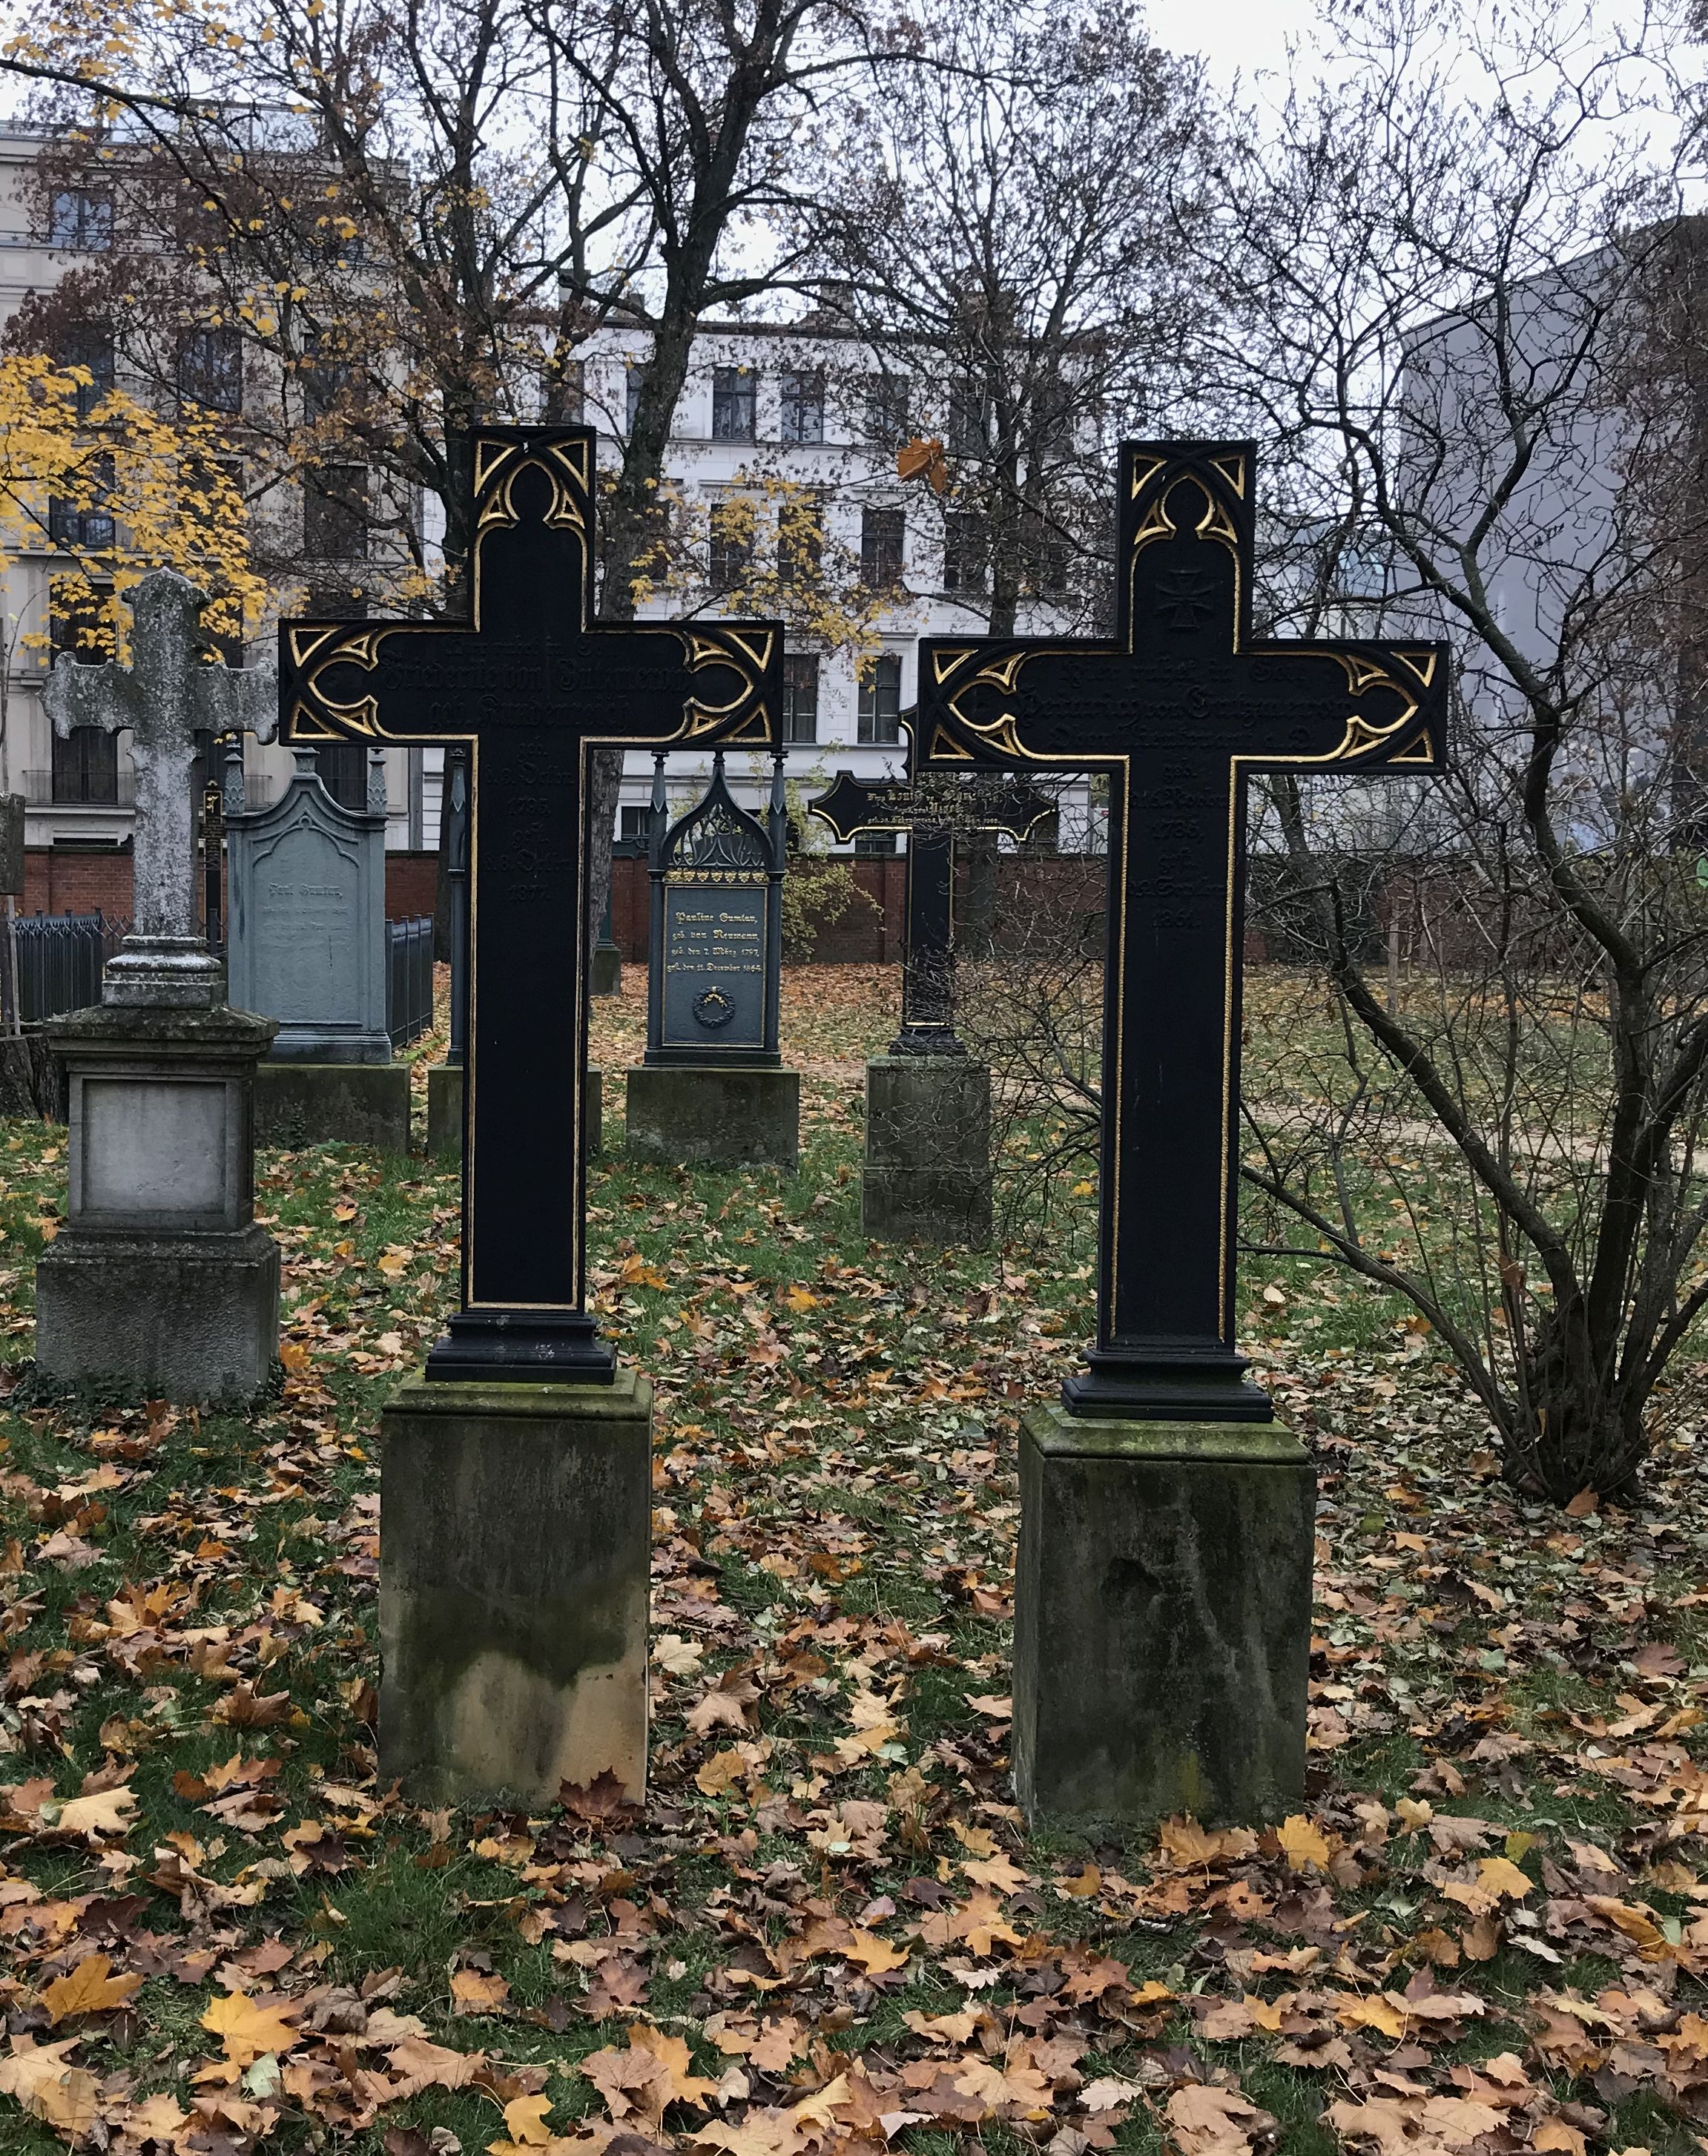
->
[920,441,1448,1420]
[280,426,781,1380]
[644,750,785,1068]
[809,745,1052,1056]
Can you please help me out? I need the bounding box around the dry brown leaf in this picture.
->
[1165,2081,1276,2156]
[42,1952,143,2023]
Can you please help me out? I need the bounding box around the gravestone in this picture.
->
[34,573,283,1400]
[280,423,781,1803]
[228,745,409,1150]
[920,443,1448,1828]
[626,750,799,1168]
[810,754,1051,1243]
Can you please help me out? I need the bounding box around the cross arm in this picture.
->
[197,657,280,745]
[42,655,142,741]
[808,769,911,843]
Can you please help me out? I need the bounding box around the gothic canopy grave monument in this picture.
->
[227,742,409,1151]
[625,748,799,1170]
[279,425,782,1805]
[917,441,1448,1830]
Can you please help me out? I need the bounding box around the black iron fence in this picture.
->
[387,916,433,1050]
[4,912,128,1025]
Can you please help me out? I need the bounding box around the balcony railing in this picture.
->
[20,771,279,811]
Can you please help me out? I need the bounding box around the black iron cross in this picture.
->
[921,442,1448,1419]
[281,426,781,1381]
[809,745,1052,1056]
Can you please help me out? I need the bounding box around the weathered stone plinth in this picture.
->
[35,1001,281,1400]
[592,940,622,996]
[625,1065,799,1169]
[1015,1408,1313,1832]
[863,1055,992,1244]
[255,1061,410,1152]
[429,1064,601,1162]
[380,1370,653,1805]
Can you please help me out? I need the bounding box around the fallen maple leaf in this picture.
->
[1165,2081,1277,2156]
[47,1785,137,1839]
[201,1990,303,2066]
[451,1968,510,2014]
[0,2037,99,2135]
[42,1953,143,2023]
[500,2092,557,2146]
[560,1769,638,1823]
[1276,1814,1332,1870]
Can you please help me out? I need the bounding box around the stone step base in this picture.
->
[624,1064,799,1170]
[255,1062,410,1152]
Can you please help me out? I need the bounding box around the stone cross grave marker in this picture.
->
[920,440,1449,1829]
[809,746,1052,1056]
[922,441,1448,1420]
[281,426,782,1381]
[645,750,785,1067]
[44,571,278,1008]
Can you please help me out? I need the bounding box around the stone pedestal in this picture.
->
[255,1062,410,1152]
[625,1064,799,1169]
[429,1064,601,1162]
[379,1370,653,1805]
[592,940,622,996]
[863,1055,992,1244]
[35,1003,281,1401]
[1015,1408,1313,1832]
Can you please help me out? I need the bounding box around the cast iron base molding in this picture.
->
[426,1309,615,1383]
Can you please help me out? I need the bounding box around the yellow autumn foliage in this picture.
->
[0,350,263,658]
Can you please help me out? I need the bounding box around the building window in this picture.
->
[711,366,756,441]
[50,577,113,664]
[943,512,986,594]
[857,652,902,745]
[619,805,654,845]
[47,188,112,252]
[300,337,353,420]
[50,726,119,804]
[860,507,905,590]
[62,329,113,420]
[306,584,368,622]
[782,653,819,744]
[776,497,822,583]
[178,326,243,414]
[304,466,369,559]
[314,741,368,812]
[1025,514,1069,596]
[949,380,986,457]
[854,830,899,856]
[554,356,585,423]
[708,501,751,592]
[865,375,909,446]
[49,455,115,551]
[626,364,649,435]
[779,369,824,444]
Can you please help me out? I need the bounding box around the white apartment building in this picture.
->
[0,125,1081,863]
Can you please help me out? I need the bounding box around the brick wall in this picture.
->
[15,847,444,924]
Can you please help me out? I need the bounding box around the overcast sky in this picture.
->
[1144,0,1325,87]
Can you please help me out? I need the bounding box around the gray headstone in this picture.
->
[226,748,391,1062]
[42,570,277,1007]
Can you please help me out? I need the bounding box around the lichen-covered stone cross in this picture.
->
[44,572,277,948]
